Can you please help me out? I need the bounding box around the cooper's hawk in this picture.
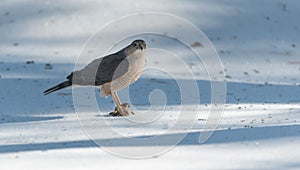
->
[44,40,147,116]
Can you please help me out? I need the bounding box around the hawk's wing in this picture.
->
[72,53,129,86]
[95,53,129,85]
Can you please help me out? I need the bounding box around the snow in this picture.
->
[1,0,300,169]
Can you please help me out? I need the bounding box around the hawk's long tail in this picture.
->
[44,81,71,95]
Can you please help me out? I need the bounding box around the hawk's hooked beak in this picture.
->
[139,45,144,50]
[139,43,146,51]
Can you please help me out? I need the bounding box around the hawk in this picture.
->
[44,40,147,116]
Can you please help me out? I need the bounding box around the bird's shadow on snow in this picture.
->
[0,61,299,124]
[0,124,299,153]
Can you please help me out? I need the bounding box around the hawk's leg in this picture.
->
[111,91,132,116]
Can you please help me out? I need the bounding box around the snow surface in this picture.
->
[1,0,300,169]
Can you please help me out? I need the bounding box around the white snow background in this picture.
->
[0,0,300,169]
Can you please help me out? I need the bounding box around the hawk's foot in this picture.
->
[109,103,134,116]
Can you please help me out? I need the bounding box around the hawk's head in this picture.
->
[122,39,147,56]
[131,39,146,51]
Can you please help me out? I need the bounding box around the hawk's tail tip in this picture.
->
[43,81,71,95]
